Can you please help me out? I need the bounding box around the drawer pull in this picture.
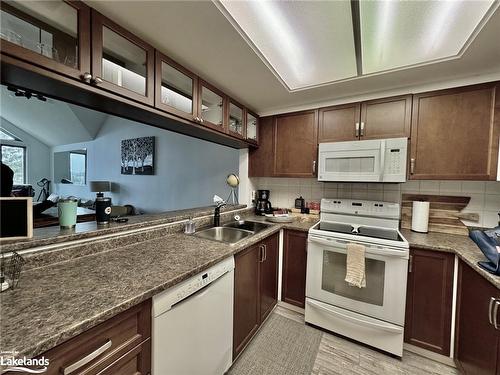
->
[62,339,112,375]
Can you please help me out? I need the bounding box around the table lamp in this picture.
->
[90,181,111,225]
[226,174,239,205]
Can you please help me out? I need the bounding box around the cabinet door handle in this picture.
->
[410,158,415,174]
[91,76,103,85]
[355,122,360,137]
[312,160,316,173]
[62,339,112,374]
[408,255,413,273]
[263,244,267,261]
[81,72,92,83]
[489,297,495,324]
[360,122,365,136]
[259,245,265,262]
[494,300,500,330]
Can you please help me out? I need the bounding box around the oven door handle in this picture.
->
[308,236,408,259]
[307,299,402,333]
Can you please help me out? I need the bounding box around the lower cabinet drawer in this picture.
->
[98,339,151,375]
[41,300,151,375]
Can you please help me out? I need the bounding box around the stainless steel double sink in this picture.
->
[193,220,271,245]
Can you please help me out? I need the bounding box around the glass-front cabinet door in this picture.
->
[155,51,197,121]
[198,80,226,132]
[246,111,259,144]
[91,10,154,105]
[0,0,90,79]
[228,100,245,138]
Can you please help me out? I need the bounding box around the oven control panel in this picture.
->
[321,199,400,219]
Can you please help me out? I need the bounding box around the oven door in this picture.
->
[306,235,408,325]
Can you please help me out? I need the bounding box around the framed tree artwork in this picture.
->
[121,136,155,175]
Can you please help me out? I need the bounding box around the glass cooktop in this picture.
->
[317,222,404,242]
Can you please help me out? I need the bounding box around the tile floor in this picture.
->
[272,305,459,375]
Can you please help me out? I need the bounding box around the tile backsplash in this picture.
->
[249,178,500,228]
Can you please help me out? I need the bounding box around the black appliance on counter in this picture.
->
[255,189,273,215]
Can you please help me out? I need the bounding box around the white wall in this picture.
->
[1,118,51,198]
[53,116,240,213]
[250,177,500,228]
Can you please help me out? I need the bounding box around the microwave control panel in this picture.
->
[386,148,403,174]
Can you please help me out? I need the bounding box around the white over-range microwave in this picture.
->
[318,138,408,183]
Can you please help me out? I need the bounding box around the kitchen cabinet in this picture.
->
[318,95,411,143]
[260,233,279,322]
[228,99,246,139]
[318,103,361,142]
[155,50,198,122]
[198,79,227,132]
[246,110,259,144]
[360,95,412,140]
[91,10,155,105]
[233,244,261,359]
[249,110,318,177]
[34,299,151,375]
[282,229,308,308]
[274,110,318,177]
[249,116,274,177]
[410,83,500,180]
[404,248,454,356]
[0,0,91,81]
[0,1,258,148]
[456,260,500,375]
[233,233,279,359]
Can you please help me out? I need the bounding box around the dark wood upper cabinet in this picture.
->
[456,260,500,375]
[282,230,307,308]
[360,95,412,140]
[233,244,260,359]
[227,99,245,139]
[318,103,361,142]
[249,116,274,177]
[91,10,155,105]
[154,50,198,122]
[404,248,454,356]
[410,83,500,180]
[274,110,318,177]
[198,79,227,132]
[0,0,90,81]
[246,110,259,144]
[260,233,279,322]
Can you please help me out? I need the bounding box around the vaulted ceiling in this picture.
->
[0,85,108,147]
[86,0,500,115]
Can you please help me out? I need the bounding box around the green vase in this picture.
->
[58,198,78,228]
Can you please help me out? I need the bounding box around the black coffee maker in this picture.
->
[255,189,273,215]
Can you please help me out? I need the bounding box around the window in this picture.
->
[1,144,26,184]
[69,152,86,185]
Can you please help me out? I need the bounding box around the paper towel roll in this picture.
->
[412,201,430,233]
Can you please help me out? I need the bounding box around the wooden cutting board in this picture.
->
[401,194,478,236]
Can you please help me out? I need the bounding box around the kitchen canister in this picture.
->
[58,198,78,229]
[411,200,430,233]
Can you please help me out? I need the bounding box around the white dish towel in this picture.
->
[345,243,366,288]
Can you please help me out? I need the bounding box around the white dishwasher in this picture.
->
[152,256,234,375]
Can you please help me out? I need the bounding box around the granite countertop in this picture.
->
[0,204,247,253]
[401,229,500,288]
[0,215,318,359]
[17,212,500,361]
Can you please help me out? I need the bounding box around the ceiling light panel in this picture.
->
[218,1,357,91]
[360,0,497,74]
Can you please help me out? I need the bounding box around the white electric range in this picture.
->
[305,198,409,357]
